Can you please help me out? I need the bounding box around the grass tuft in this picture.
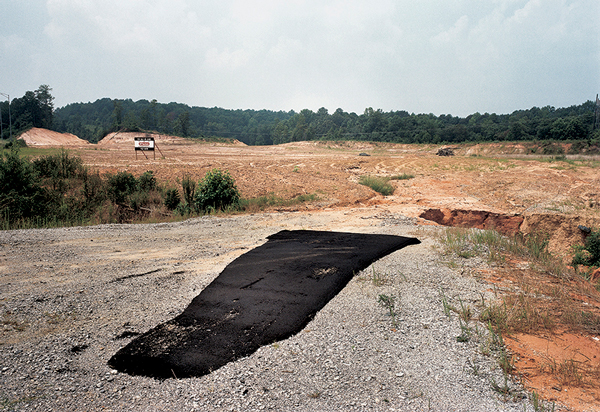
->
[389,173,415,180]
[358,175,395,196]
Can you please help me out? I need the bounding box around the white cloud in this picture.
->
[1,0,597,115]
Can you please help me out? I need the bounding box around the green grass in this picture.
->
[389,173,415,180]
[439,227,557,270]
[239,193,317,212]
[358,175,394,196]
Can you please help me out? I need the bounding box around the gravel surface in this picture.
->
[0,208,544,411]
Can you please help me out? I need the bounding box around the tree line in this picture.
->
[2,85,599,146]
[0,85,54,139]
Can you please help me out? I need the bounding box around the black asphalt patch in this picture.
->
[108,230,420,379]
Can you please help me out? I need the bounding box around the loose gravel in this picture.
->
[0,209,546,411]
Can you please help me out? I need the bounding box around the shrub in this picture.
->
[82,170,106,208]
[3,139,27,149]
[194,169,240,212]
[358,175,395,196]
[163,188,181,211]
[180,174,195,209]
[138,171,157,192]
[0,148,49,221]
[33,149,83,180]
[573,229,600,267]
[107,171,138,204]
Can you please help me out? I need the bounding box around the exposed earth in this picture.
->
[6,128,600,410]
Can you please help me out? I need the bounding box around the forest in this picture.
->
[2,85,599,147]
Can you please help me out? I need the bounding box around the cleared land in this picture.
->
[4,130,600,410]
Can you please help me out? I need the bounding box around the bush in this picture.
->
[573,229,600,267]
[194,169,240,212]
[163,188,181,211]
[107,171,137,204]
[33,149,83,180]
[138,171,157,192]
[3,139,27,149]
[0,148,49,221]
[180,174,195,209]
[82,170,106,208]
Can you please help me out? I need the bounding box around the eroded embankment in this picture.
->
[419,208,600,258]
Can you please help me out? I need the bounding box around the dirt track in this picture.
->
[74,134,600,259]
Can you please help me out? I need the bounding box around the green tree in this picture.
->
[35,85,54,129]
[176,112,190,137]
[112,100,123,129]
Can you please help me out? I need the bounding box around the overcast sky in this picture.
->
[1,0,599,116]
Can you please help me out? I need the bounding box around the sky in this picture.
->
[1,0,599,117]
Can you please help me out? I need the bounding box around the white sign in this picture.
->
[134,137,155,151]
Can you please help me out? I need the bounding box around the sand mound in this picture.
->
[18,128,90,146]
[97,131,245,146]
[98,131,187,146]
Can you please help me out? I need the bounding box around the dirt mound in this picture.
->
[98,131,188,146]
[519,213,600,260]
[98,131,245,146]
[18,127,90,146]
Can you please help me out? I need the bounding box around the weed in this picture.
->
[556,359,585,387]
[1,311,27,332]
[378,294,398,327]
[490,374,514,399]
[529,391,556,412]
[480,292,554,336]
[456,318,472,343]
[371,266,387,286]
[497,348,515,375]
[439,288,454,319]
[466,359,481,376]
[458,297,472,323]
[180,174,196,211]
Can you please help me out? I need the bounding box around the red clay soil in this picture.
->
[506,332,600,411]
[21,129,600,410]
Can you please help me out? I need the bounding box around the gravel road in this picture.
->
[0,208,546,411]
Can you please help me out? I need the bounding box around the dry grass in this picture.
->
[438,227,600,393]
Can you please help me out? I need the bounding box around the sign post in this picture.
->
[135,137,155,160]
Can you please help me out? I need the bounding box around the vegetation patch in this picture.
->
[572,228,600,268]
[358,175,395,196]
[389,173,415,180]
[239,193,317,213]
[438,226,600,406]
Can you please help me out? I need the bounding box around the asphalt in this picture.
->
[108,230,420,379]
